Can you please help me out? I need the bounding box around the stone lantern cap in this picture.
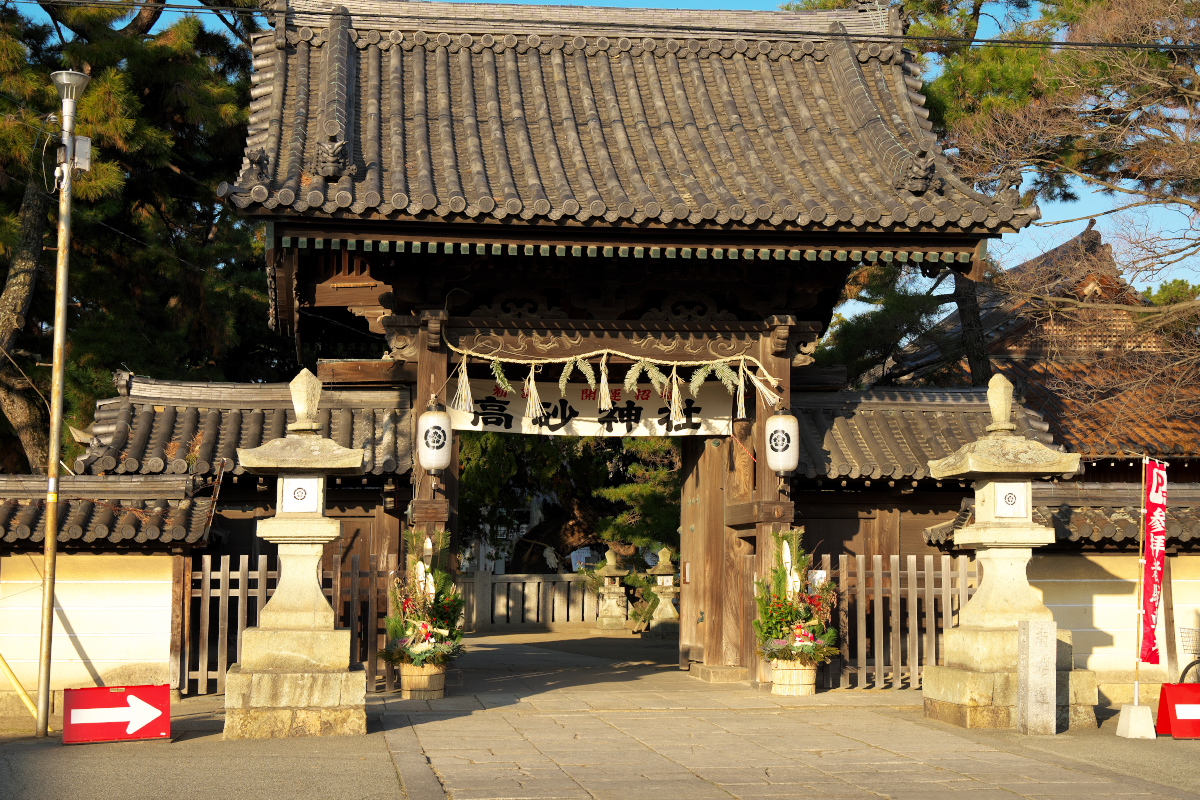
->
[648,547,676,576]
[597,548,630,578]
[238,369,365,475]
[928,374,1079,480]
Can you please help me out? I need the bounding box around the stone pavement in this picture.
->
[2,631,1198,800]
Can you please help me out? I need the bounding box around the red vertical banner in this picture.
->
[1140,459,1168,664]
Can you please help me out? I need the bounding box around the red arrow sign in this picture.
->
[1156,684,1200,739]
[63,684,171,744]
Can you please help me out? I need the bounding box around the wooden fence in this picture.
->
[456,572,604,631]
[181,554,973,695]
[819,553,979,690]
[183,553,399,696]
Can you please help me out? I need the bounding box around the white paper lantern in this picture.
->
[764,411,800,474]
[417,409,453,472]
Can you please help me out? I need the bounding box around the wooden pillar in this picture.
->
[721,420,754,667]
[751,332,792,681]
[412,309,458,568]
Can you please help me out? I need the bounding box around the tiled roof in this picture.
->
[790,387,1058,480]
[219,0,1034,236]
[0,476,213,549]
[73,371,413,477]
[924,483,1200,548]
[883,227,1200,458]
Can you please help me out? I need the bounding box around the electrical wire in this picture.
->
[13,0,1200,53]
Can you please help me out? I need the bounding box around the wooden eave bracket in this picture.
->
[724,500,795,528]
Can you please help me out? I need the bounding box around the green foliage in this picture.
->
[814,263,952,386]
[623,571,661,625]
[0,5,290,470]
[1146,279,1200,306]
[459,432,683,555]
[592,438,682,550]
[753,529,839,665]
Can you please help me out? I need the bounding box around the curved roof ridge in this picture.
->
[285,0,899,39]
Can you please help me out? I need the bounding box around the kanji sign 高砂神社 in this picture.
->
[1140,459,1168,664]
[448,380,734,437]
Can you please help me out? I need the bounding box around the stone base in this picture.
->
[924,665,1098,730]
[239,627,351,672]
[223,663,366,740]
[691,664,751,683]
[595,616,628,630]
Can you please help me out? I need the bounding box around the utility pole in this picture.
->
[36,69,90,738]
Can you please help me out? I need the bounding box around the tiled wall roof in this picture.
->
[924,483,1200,547]
[0,476,212,549]
[790,387,1057,480]
[220,0,1034,236]
[73,372,413,477]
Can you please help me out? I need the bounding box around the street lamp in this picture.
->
[35,69,89,738]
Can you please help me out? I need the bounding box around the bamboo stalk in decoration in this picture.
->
[736,359,748,420]
[597,354,612,411]
[491,360,513,393]
[451,357,474,413]
[523,366,543,420]
[668,366,684,423]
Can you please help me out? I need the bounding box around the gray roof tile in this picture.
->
[222,0,1033,235]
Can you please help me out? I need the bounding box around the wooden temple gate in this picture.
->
[212,0,1035,681]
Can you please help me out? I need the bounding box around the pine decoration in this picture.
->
[689,364,714,396]
[624,360,647,393]
[559,358,576,394]
[645,363,668,395]
[712,361,739,393]
[577,357,596,389]
[491,360,514,393]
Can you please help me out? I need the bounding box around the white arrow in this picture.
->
[71,695,163,734]
[1177,704,1200,720]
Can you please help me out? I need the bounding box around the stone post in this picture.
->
[647,547,680,639]
[922,374,1097,731]
[596,548,630,631]
[223,370,368,739]
[1018,620,1057,735]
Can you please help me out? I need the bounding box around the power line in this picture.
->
[14,0,1200,53]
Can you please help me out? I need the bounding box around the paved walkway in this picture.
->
[2,632,1198,800]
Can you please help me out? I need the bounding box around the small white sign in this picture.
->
[994,482,1026,518]
[280,476,321,514]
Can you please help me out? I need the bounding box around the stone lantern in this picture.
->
[922,374,1097,731]
[595,548,630,631]
[646,547,680,638]
[223,369,367,739]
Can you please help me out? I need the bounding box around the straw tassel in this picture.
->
[451,358,474,413]
[597,354,613,411]
[523,366,543,420]
[668,366,684,424]
[735,359,748,420]
[747,367,782,410]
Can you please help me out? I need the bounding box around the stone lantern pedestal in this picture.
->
[922,375,1098,731]
[596,549,630,631]
[223,371,368,739]
[647,548,680,638]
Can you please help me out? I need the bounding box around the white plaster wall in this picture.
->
[1030,553,1200,703]
[0,553,173,693]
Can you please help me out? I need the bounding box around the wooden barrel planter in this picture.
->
[770,661,818,696]
[400,662,448,699]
